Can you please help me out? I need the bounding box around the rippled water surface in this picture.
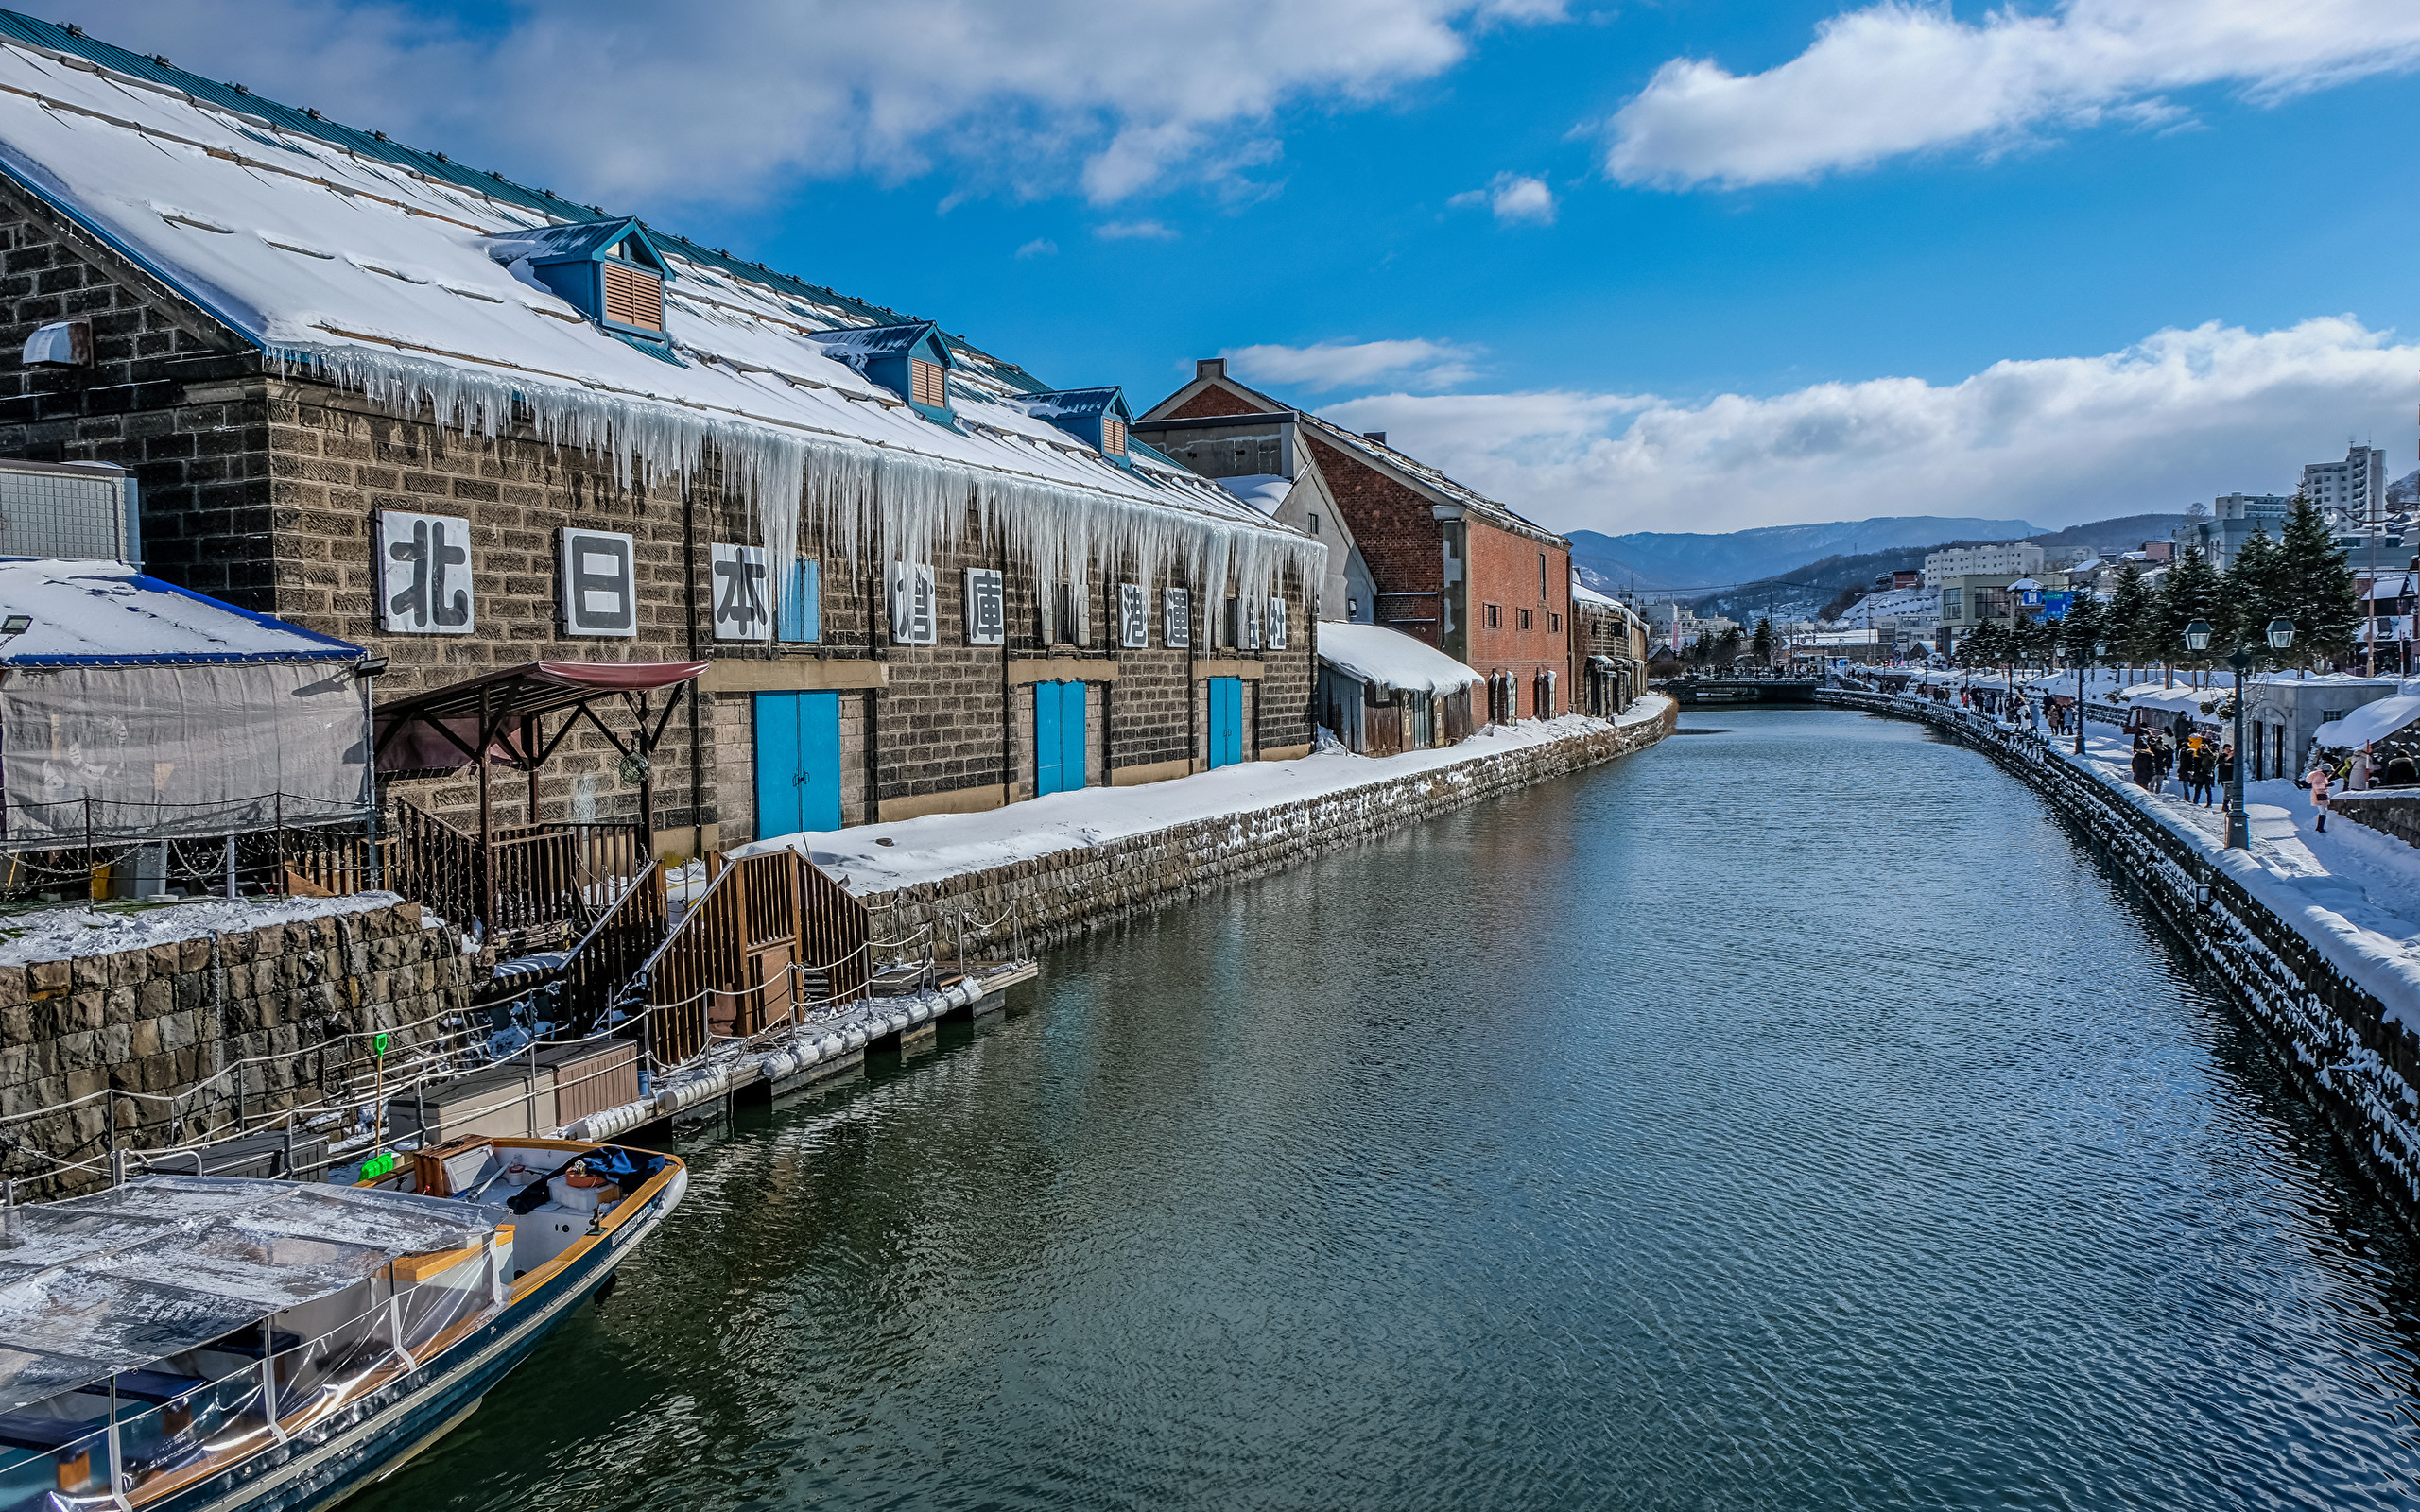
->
[355,709,2420,1510]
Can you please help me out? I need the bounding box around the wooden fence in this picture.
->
[638,848,871,1068]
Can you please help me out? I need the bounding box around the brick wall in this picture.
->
[1163,383,1267,421]
[1465,523,1573,717]
[1303,435,1444,648]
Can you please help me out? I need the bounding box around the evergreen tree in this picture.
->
[2059,590,2104,669]
[2277,495,2359,669]
[2220,526,2288,650]
[1751,617,1774,665]
[2105,564,2153,679]
[2154,546,2222,676]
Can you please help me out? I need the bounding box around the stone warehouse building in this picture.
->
[0,15,1322,859]
[1138,361,1576,722]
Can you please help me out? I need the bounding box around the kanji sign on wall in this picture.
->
[710,542,770,642]
[378,510,473,635]
[965,568,1005,645]
[1266,595,1288,650]
[560,528,636,637]
[1165,586,1191,649]
[889,561,938,645]
[1119,583,1150,648]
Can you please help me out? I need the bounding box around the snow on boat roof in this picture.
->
[1318,622,1482,696]
[0,25,1310,599]
[0,559,362,665]
[0,1176,493,1413]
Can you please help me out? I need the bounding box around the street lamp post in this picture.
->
[2188,616,2295,850]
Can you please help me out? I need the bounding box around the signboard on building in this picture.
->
[1266,595,1288,650]
[889,561,938,645]
[965,568,1005,645]
[1165,587,1191,648]
[2039,591,2073,621]
[1119,583,1150,648]
[710,542,770,642]
[378,509,473,635]
[559,528,636,637]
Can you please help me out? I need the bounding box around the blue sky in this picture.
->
[65,0,2420,535]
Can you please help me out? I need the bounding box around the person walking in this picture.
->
[2132,732,2156,791]
[2308,755,2334,833]
[2218,741,2236,797]
[2188,740,2217,807]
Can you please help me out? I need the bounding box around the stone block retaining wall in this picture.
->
[0,902,474,1196]
[863,703,1676,959]
[2329,793,2420,850]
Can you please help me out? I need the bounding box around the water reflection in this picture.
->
[353,708,2420,1511]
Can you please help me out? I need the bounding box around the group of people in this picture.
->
[2130,727,2231,807]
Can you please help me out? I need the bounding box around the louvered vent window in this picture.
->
[602,261,664,333]
[1101,415,1127,455]
[911,358,948,407]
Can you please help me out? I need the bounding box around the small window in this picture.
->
[911,358,948,408]
[1101,414,1127,455]
[601,262,663,333]
[1538,552,1548,600]
[1485,603,1501,628]
[1518,609,1532,631]
[1307,512,1321,536]
[1549,612,1562,634]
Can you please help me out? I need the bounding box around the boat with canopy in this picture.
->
[0,1136,683,1511]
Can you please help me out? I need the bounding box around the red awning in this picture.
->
[372,660,707,775]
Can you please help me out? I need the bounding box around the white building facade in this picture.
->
[1923,542,2044,588]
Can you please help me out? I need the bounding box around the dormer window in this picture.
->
[911,357,947,408]
[1023,387,1135,469]
[490,216,678,361]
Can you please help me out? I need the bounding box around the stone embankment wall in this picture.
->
[1823,689,2420,1222]
[2331,794,2420,850]
[0,902,473,1196]
[864,704,1678,957]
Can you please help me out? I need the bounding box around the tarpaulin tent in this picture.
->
[0,559,367,846]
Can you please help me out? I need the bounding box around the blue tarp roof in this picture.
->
[0,559,364,666]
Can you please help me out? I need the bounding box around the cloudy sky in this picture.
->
[60,0,2420,535]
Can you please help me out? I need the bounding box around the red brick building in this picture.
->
[1139,360,1574,720]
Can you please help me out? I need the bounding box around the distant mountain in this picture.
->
[1678,512,2190,627]
[1569,515,2043,594]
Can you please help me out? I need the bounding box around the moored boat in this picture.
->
[0,1136,684,1512]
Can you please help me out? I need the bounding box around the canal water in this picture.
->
[357,708,2420,1510]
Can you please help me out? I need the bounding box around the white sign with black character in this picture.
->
[710,542,770,642]
[1119,583,1150,648]
[559,528,636,637]
[889,561,938,645]
[378,509,474,635]
[1164,586,1191,648]
[1266,595,1288,650]
[965,568,1005,645]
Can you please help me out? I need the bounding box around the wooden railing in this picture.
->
[388,803,646,939]
[638,848,870,1070]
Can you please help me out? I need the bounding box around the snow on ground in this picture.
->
[0,891,407,968]
[733,701,1669,895]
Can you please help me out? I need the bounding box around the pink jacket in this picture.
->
[2308,765,2333,804]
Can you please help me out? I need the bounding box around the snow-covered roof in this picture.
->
[0,20,1313,601]
[1218,474,1293,514]
[2317,695,2420,749]
[2364,573,2415,602]
[1318,622,1481,696]
[0,558,361,664]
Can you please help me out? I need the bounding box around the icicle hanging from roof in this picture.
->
[279,341,1322,619]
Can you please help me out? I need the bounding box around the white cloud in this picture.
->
[1014,238,1059,258]
[66,0,1564,207]
[1606,0,2420,189]
[1314,318,2420,535]
[1225,337,1483,392]
[1093,219,1179,241]
[1448,171,1557,224]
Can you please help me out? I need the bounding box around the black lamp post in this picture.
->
[2189,616,2295,850]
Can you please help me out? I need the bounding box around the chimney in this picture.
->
[1362,431,1387,446]
[1196,357,1226,380]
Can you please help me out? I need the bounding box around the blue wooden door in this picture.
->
[1035,682,1063,796]
[1208,677,1243,768]
[1035,680,1087,796]
[1060,681,1087,792]
[754,691,841,835]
